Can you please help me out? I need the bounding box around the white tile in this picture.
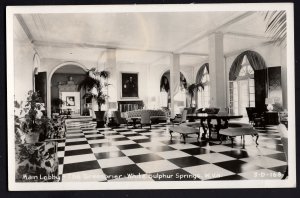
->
[66,133,84,137]
[65,138,87,143]
[105,135,124,139]
[184,164,235,180]
[64,153,96,164]
[65,144,91,151]
[110,140,136,146]
[58,142,65,147]
[62,169,107,182]
[156,150,191,159]
[84,134,104,138]
[239,169,282,180]
[137,160,179,173]
[139,142,166,147]
[98,156,134,168]
[58,164,64,175]
[121,148,153,156]
[168,143,199,150]
[195,153,236,163]
[57,151,65,158]
[240,156,287,168]
[126,136,149,140]
[118,131,137,135]
[92,146,120,153]
[88,139,110,144]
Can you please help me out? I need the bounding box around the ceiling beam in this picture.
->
[224,31,269,40]
[15,14,34,43]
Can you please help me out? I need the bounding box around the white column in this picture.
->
[170,53,180,117]
[209,32,226,110]
[106,49,117,108]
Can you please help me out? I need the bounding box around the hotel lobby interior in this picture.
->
[12,10,290,183]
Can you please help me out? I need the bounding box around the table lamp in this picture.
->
[265,98,275,111]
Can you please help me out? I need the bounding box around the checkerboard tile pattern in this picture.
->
[58,121,287,182]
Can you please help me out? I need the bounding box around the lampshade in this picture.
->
[265,98,275,105]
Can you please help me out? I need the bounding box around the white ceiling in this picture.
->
[16,11,270,66]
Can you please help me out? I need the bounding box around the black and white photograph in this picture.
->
[6,3,295,190]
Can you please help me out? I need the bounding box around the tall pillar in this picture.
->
[209,32,226,110]
[170,53,180,117]
[106,49,117,108]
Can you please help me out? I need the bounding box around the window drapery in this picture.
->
[229,50,267,81]
[196,63,209,83]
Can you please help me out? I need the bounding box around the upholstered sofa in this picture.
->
[125,109,167,124]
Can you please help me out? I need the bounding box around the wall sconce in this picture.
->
[265,98,275,111]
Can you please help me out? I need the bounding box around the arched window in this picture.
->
[196,63,210,108]
[229,52,264,116]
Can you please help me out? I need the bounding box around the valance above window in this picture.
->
[196,63,209,83]
[229,50,267,81]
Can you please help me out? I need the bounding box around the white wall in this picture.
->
[13,16,36,103]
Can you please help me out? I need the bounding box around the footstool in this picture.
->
[219,123,259,149]
[168,125,200,144]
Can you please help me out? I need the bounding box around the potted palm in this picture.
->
[187,83,204,107]
[78,68,110,127]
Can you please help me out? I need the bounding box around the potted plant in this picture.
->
[78,68,110,127]
[187,83,204,107]
[15,91,48,143]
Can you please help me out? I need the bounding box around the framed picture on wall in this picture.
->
[121,73,138,98]
[66,96,75,106]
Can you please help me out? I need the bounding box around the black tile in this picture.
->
[63,160,100,174]
[55,139,65,143]
[208,174,247,181]
[150,169,201,181]
[190,141,217,147]
[117,144,142,150]
[266,153,287,162]
[64,148,93,156]
[160,139,182,145]
[123,133,141,137]
[129,153,164,163]
[58,157,64,165]
[89,142,112,148]
[214,160,263,174]
[268,165,288,175]
[262,144,284,152]
[168,156,209,168]
[181,148,214,155]
[114,129,131,132]
[111,137,129,141]
[58,146,65,151]
[102,164,145,179]
[65,141,89,146]
[83,132,101,135]
[94,151,125,160]
[86,136,105,140]
[220,150,250,159]
[146,145,175,152]
[133,139,151,143]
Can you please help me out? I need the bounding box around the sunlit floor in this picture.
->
[56,120,287,182]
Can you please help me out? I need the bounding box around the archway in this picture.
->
[47,62,87,117]
[228,50,267,115]
[195,63,210,108]
[159,70,187,111]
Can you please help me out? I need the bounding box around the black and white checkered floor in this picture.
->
[57,120,287,182]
